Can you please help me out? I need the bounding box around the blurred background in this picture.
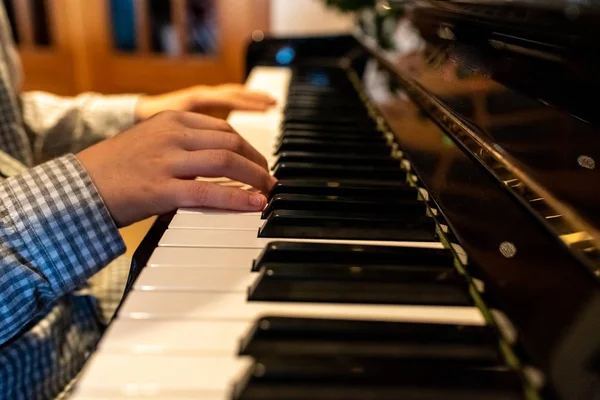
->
[5,0,354,97]
[1,0,354,253]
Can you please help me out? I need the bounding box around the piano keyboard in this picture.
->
[72,66,525,399]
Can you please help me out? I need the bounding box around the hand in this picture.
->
[135,84,276,121]
[76,111,276,227]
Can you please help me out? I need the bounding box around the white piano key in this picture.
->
[73,395,222,400]
[169,213,261,231]
[135,267,254,291]
[230,114,281,133]
[159,228,444,249]
[101,310,489,358]
[229,128,277,161]
[147,247,261,268]
[177,207,261,216]
[227,70,287,159]
[98,319,250,355]
[72,396,223,400]
[119,291,485,326]
[74,353,249,399]
[71,397,170,400]
[242,66,291,106]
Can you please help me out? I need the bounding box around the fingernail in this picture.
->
[249,194,267,208]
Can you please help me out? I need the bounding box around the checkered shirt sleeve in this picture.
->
[21,92,140,164]
[0,154,125,345]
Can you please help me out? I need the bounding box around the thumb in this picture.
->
[171,180,267,211]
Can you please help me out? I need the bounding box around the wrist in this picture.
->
[3,155,126,291]
[134,95,152,122]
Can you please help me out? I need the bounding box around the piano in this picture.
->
[71,1,600,399]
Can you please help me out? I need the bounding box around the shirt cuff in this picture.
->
[1,154,125,297]
[84,94,141,136]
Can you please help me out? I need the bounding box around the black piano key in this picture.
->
[286,96,358,103]
[286,91,360,100]
[279,131,385,142]
[292,66,347,75]
[288,81,350,88]
[283,123,380,135]
[288,83,354,91]
[254,261,452,275]
[285,95,365,104]
[247,263,471,305]
[288,80,356,88]
[261,194,426,219]
[275,139,390,155]
[272,162,404,180]
[283,110,374,122]
[258,210,437,241]
[284,110,371,122]
[290,79,348,87]
[286,97,365,109]
[268,179,417,200]
[278,129,380,142]
[239,317,500,364]
[253,242,454,272]
[285,103,368,114]
[286,85,354,92]
[287,83,354,90]
[232,358,524,400]
[290,71,351,86]
[273,152,398,168]
[283,115,376,128]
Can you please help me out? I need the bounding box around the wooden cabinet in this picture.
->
[7,0,269,95]
[5,0,78,94]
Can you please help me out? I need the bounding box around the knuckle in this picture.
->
[218,120,234,132]
[226,135,245,153]
[212,150,234,169]
[187,182,211,205]
[225,188,242,206]
[156,127,179,146]
[156,110,184,124]
[260,155,269,167]
[165,153,184,171]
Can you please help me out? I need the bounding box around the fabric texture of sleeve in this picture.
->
[20,92,140,163]
[0,154,125,345]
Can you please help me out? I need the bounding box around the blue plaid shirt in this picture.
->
[0,4,140,398]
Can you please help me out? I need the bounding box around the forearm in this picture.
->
[21,92,140,163]
[0,155,125,344]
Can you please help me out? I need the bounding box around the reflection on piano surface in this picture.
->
[72,1,600,399]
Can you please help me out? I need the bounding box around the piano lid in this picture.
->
[389,0,600,49]
[356,0,600,278]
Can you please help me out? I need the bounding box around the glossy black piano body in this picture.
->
[128,1,600,399]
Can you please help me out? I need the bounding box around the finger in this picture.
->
[220,83,244,90]
[171,179,268,211]
[236,90,277,105]
[174,149,276,194]
[230,98,274,111]
[205,97,273,112]
[181,130,269,171]
[171,111,236,133]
